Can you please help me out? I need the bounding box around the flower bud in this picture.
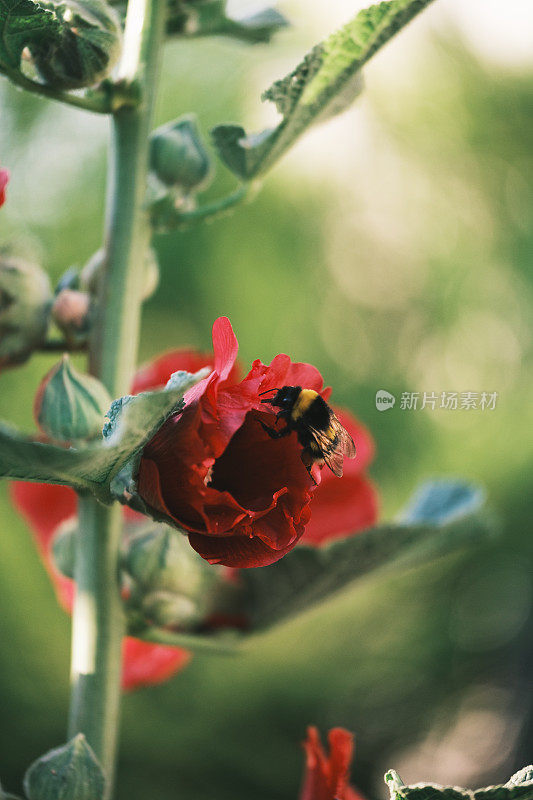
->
[141,590,201,628]
[149,115,212,193]
[51,518,77,579]
[34,355,111,444]
[80,248,159,301]
[124,524,222,629]
[31,0,122,90]
[0,254,52,369]
[125,525,212,597]
[24,733,105,800]
[51,289,92,347]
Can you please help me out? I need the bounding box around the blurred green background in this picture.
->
[1,1,533,798]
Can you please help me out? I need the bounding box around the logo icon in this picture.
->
[375,390,396,411]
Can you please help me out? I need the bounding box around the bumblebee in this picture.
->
[259,385,356,477]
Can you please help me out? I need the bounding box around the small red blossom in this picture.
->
[300,727,364,800]
[137,317,378,569]
[0,168,8,208]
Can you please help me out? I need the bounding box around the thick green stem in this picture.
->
[68,0,166,796]
[68,498,124,783]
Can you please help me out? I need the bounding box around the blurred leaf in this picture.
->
[211,0,435,180]
[0,369,207,495]
[398,479,486,525]
[24,733,105,800]
[385,766,533,800]
[240,481,489,630]
[167,0,288,44]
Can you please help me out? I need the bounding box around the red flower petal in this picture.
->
[212,316,239,381]
[133,350,215,393]
[0,168,9,208]
[121,638,190,691]
[303,475,378,545]
[188,527,300,568]
[11,481,76,546]
[300,727,363,800]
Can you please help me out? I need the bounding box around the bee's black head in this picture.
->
[259,385,301,410]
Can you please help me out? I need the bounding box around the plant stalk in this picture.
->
[68,0,166,795]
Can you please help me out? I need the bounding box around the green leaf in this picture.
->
[0,368,208,495]
[211,0,435,180]
[0,0,59,70]
[240,481,491,630]
[167,0,288,44]
[385,766,533,800]
[0,0,122,90]
[24,733,105,800]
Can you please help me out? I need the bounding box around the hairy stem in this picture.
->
[68,0,166,795]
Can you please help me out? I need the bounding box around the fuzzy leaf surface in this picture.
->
[240,481,490,630]
[0,370,205,494]
[384,767,533,800]
[212,0,435,179]
[0,0,58,70]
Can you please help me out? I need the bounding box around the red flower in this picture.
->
[11,319,377,686]
[137,317,378,568]
[300,727,364,800]
[0,168,9,207]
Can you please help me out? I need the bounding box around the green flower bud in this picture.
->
[24,733,105,800]
[51,289,93,347]
[80,248,159,301]
[51,518,77,579]
[149,115,213,193]
[31,0,122,90]
[141,590,201,628]
[125,526,206,595]
[0,255,53,369]
[34,354,111,444]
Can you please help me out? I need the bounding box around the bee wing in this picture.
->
[307,415,356,478]
[332,414,357,459]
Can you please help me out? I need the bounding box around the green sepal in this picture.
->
[385,765,533,800]
[0,253,53,369]
[23,733,106,800]
[149,115,213,193]
[35,355,111,444]
[211,0,435,180]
